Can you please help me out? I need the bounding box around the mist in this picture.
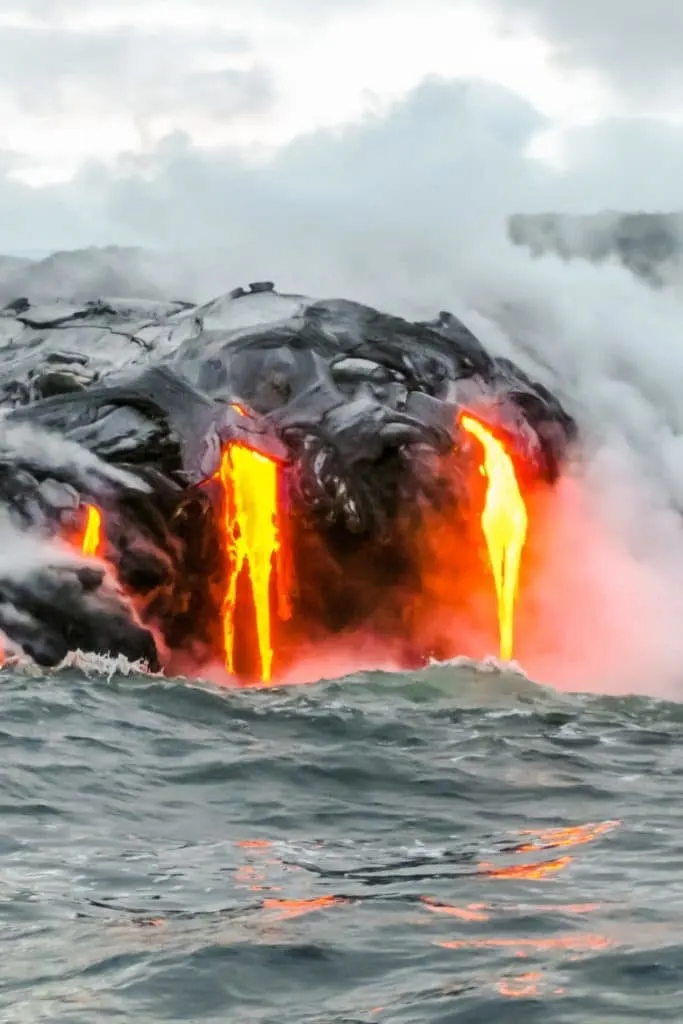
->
[5,72,683,698]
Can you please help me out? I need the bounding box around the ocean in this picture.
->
[3,656,680,1023]
[3,247,683,1022]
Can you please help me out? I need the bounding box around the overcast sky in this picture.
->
[2,0,682,251]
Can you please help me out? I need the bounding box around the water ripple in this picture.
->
[1,659,682,1021]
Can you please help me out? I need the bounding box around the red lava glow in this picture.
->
[51,412,673,698]
[508,471,683,696]
[460,414,528,661]
[215,442,290,683]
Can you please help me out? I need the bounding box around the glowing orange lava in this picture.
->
[460,414,528,661]
[216,443,289,683]
[80,504,104,557]
[230,401,250,418]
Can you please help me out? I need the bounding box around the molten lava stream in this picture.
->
[460,414,528,661]
[80,505,104,557]
[216,442,290,684]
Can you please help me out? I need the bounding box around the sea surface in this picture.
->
[3,656,683,1023]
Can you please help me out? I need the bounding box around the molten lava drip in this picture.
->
[216,443,289,683]
[460,414,528,661]
[80,505,104,557]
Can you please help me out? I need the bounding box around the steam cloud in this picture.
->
[4,71,683,697]
[0,419,153,667]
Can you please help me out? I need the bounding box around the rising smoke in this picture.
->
[5,75,683,697]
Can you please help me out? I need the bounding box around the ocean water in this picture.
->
[3,656,682,1023]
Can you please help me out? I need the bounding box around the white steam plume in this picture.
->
[5,75,683,697]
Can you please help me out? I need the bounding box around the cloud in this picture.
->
[558,118,683,206]
[0,0,373,48]
[0,22,273,122]
[487,0,683,104]
[0,76,556,272]
[3,72,683,258]
[1,0,631,185]
[3,0,680,157]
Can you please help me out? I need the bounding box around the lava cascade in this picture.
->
[216,442,290,683]
[460,414,528,660]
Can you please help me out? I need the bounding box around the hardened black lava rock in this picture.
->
[0,282,577,672]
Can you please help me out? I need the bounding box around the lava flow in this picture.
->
[80,505,104,557]
[216,442,290,683]
[460,414,528,661]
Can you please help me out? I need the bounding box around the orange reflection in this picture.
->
[233,839,346,923]
[474,820,620,882]
[479,856,573,881]
[234,838,281,894]
[262,895,347,921]
[516,820,621,853]
[437,934,611,953]
[423,898,601,921]
[536,901,601,915]
[498,971,567,1000]
[234,864,277,893]
[426,826,618,1002]
[498,971,544,999]
[422,897,489,922]
[460,413,528,660]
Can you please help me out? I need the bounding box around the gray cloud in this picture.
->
[488,0,683,103]
[556,118,683,207]
[2,74,683,260]
[2,73,683,298]
[0,23,272,120]
[0,78,551,265]
[5,0,681,120]
[3,0,369,26]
